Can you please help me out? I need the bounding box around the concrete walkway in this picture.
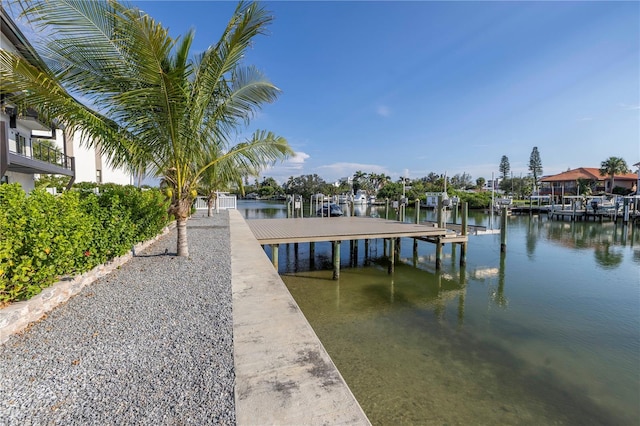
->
[229,210,370,425]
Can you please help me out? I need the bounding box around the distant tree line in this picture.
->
[237,170,496,208]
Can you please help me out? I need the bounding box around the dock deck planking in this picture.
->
[246,216,451,245]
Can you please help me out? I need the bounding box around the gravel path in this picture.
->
[0,213,235,425]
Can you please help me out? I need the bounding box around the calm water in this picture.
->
[238,200,640,425]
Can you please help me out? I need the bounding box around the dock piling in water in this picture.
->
[461,202,468,266]
[271,244,279,269]
[388,238,395,274]
[500,207,508,253]
[435,239,443,270]
[332,241,341,280]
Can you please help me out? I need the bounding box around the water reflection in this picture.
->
[241,200,286,219]
[522,215,638,269]
[491,254,508,308]
[594,243,624,269]
[281,243,512,326]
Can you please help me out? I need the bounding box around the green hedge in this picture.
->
[0,184,170,304]
[450,190,492,209]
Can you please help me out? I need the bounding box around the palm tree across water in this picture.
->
[0,0,292,256]
[599,157,630,194]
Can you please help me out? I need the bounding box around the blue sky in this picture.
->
[14,0,640,184]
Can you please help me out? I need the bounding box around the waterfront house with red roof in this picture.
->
[540,167,638,196]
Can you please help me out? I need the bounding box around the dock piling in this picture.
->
[623,198,630,224]
[271,244,279,270]
[309,242,315,268]
[364,239,369,261]
[388,238,395,274]
[500,207,507,253]
[332,241,341,280]
[461,202,468,266]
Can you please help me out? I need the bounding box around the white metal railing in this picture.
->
[194,197,208,210]
[217,194,237,210]
[194,193,237,212]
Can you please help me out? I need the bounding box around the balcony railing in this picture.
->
[10,138,73,171]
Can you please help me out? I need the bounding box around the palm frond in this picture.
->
[195,130,292,184]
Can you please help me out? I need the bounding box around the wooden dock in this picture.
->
[246,216,469,278]
[247,216,449,244]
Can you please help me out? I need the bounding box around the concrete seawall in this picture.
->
[229,209,370,425]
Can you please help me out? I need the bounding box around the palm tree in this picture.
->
[352,170,367,193]
[368,173,390,191]
[1,0,292,256]
[197,138,266,217]
[599,157,629,194]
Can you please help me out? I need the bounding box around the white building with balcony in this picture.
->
[1,6,131,191]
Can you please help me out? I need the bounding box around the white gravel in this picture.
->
[0,212,235,425]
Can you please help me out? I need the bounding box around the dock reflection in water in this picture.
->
[242,201,639,425]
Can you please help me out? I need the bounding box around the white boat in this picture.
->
[588,196,618,212]
[337,194,350,204]
[353,190,368,205]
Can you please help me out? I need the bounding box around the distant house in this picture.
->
[0,7,131,191]
[539,167,638,196]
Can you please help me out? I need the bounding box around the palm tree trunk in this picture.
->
[174,197,191,257]
[176,217,189,257]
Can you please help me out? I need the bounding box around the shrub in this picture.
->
[450,190,492,209]
[0,184,169,305]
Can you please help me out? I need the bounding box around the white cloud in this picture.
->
[288,151,310,165]
[317,162,390,182]
[376,105,391,117]
[620,103,640,111]
[261,151,310,183]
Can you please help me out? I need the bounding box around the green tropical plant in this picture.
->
[577,178,595,196]
[197,155,255,217]
[0,183,168,304]
[376,181,403,200]
[1,0,292,256]
[368,173,390,191]
[599,157,629,194]
[352,170,369,192]
[283,174,327,200]
[35,174,71,192]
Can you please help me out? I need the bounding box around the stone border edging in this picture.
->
[0,222,176,345]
